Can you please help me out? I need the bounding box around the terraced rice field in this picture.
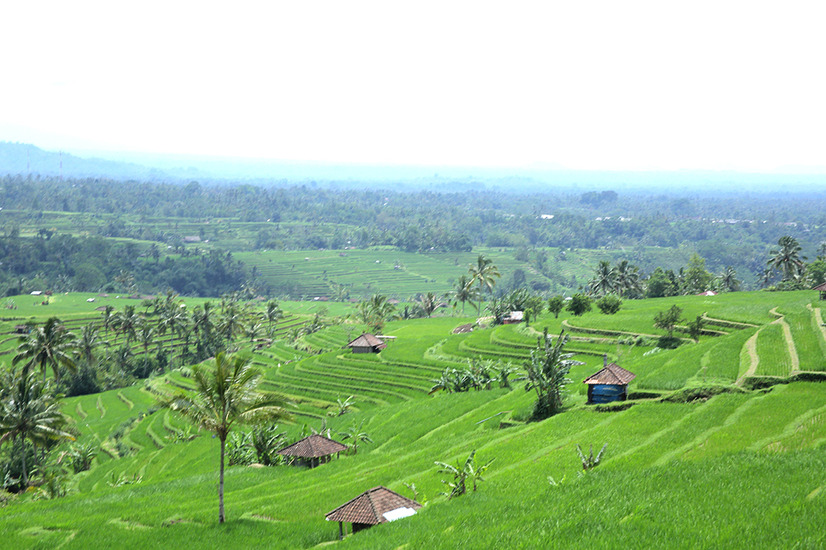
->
[2,290,826,548]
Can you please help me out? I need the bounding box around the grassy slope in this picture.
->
[2,290,826,548]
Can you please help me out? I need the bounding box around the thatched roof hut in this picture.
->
[346,333,387,353]
[583,357,636,404]
[326,486,421,539]
[277,434,347,468]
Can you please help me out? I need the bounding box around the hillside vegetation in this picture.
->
[1,289,825,548]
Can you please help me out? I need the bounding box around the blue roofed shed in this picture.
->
[583,358,636,404]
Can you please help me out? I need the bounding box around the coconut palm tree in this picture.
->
[448,275,479,315]
[114,305,140,345]
[589,260,615,297]
[265,300,283,338]
[612,260,641,297]
[0,369,74,487]
[718,266,741,292]
[77,323,100,366]
[768,236,806,282]
[101,305,115,336]
[13,317,78,384]
[417,292,438,318]
[167,352,289,523]
[468,255,500,313]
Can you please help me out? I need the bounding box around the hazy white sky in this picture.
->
[1,1,824,171]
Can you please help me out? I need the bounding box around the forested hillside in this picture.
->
[0,174,824,298]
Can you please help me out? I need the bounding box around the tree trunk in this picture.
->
[20,435,28,487]
[219,436,226,523]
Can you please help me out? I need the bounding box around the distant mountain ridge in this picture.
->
[0,142,176,182]
[2,141,826,193]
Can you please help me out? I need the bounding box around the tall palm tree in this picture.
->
[449,275,479,315]
[265,300,282,338]
[588,260,615,297]
[13,317,78,384]
[167,352,289,523]
[468,255,500,313]
[114,305,140,345]
[78,323,100,366]
[768,236,806,282]
[612,260,641,297]
[718,266,741,292]
[101,305,115,336]
[417,292,438,318]
[0,369,74,486]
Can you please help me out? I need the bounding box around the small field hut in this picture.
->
[815,282,826,301]
[346,333,387,353]
[325,486,421,540]
[501,311,524,324]
[583,357,636,404]
[276,434,348,468]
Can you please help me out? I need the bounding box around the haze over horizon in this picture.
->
[2,1,825,174]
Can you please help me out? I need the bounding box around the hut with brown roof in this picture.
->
[276,434,347,468]
[815,282,826,301]
[325,486,422,540]
[346,333,387,353]
[583,356,636,404]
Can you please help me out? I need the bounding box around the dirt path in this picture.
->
[807,303,826,343]
[770,307,800,374]
[737,307,799,383]
[738,329,761,383]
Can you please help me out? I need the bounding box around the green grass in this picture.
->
[5,290,826,548]
[755,323,793,377]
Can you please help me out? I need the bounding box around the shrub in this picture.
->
[566,294,592,316]
[596,294,622,315]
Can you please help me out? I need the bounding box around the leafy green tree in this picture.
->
[13,317,78,384]
[524,330,582,420]
[566,294,592,316]
[646,267,678,298]
[768,236,806,283]
[686,315,706,343]
[807,258,826,287]
[547,296,565,318]
[654,305,683,338]
[683,254,713,294]
[468,255,500,313]
[167,352,289,524]
[596,294,622,314]
[0,369,74,487]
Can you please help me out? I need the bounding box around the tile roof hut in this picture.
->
[346,333,387,353]
[276,434,347,468]
[326,486,422,540]
[815,282,826,301]
[583,356,636,404]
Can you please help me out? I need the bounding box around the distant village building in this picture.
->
[276,434,347,468]
[346,333,387,353]
[583,357,636,404]
[501,311,524,324]
[182,236,201,243]
[326,486,422,540]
